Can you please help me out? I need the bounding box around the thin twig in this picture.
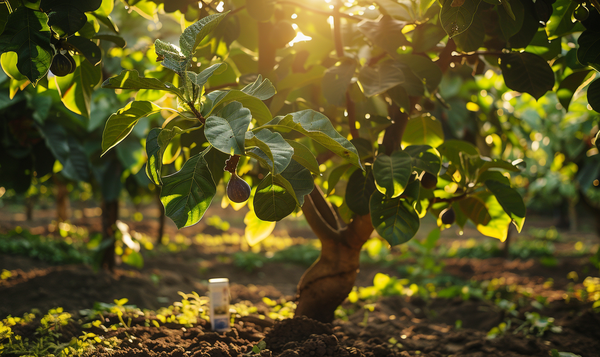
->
[186,101,206,123]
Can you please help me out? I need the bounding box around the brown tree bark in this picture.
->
[101,200,119,272]
[294,187,373,322]
[54,176,70,222]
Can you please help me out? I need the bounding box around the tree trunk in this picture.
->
[54,176,70,222]
[25,196,34,221]
[294,188,373,322]
[101,200,119,271]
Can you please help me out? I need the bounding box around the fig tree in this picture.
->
[420,172,438,189]
[226,173,251,203]
[440,207,456,225]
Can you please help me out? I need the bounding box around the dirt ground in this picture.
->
[1,202,600,356]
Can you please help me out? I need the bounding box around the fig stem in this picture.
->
[224,155,240,174]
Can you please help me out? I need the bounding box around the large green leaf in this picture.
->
[589,78,600,113]
[453,9,484,51]
[370,190,420,246]
[60,57,102,118]
[358,60,405,97]
[205,89,272,125]
[401,114,444,148]
[0,7,53,85]
[497,0,524,39]
[373,151,412,198]
[160,153,217,229]
[345,169,376,215]
[474,192,512,241]
[245,129,293,175]
[103,69,183,98]
[179,12,228,58]
[65,36,102,66]
[244,208,276,246]
[500,52,555,100]
[557,70,592,110]
[38,123,89,182]
[485,180,525,232]
[101,101,162,156]
[411,24,448,52]
[40,0,102,12]
[358,15,409,54]
[186,63,226,92]
[253,174,297,221]
[458,196,491,226]
[322,61,356,106]
[286,140,320,175]
[396,54,442,93]
[545,0,579,40]
[404,145,441,175]
[440,0,482,37]
[206,101,252,156]
[279,159,315,207]
[145,126,184,185]
[261,110,361,168]
[0,4,8,34]
[47,6,87,37]
[241,74,276,100]
[327,163,355,196]
[376,0,413,20]
[577,30,600,72]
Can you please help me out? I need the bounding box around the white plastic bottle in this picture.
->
[208,278,231,331]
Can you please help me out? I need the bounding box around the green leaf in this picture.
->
[478,158,521,175]
[244,209,276,246]
[376,0,413,20]
[577,30,600,72]
[507,0,539,48]
[179,12,228,58]
[93,33,126,48]
[525,29,561,61]
[241,74,276,100]
[101,101,162,156]
[253,173,297,221]
[160,153,217,229]
[186,63,227,91]
[458,196,491,226]
[145,127,184,185]
[437,139,479,168]
[500,52,554,100]
[122,251,144,269]
[38,123,90,182]
[411,24,448,53]
[1,52,27,81]
[370,190,420,246]
[286,140,320,175]
[322,61,356,106]
[155,39,188,73]
[103,69,183,98]
[401,114,444,148]
[473,192,512,241]
[47,6,87,37]
[404,145,441,175]
[205,89,272,125]
[589,78,600,113]
[497,0,524,39]
[453,9,484,51]
[358,60,405,97]
[358,15,409,54]
[327,163,354,196]
[65,36,102,66]
[345,169,376,215]
[395,54,442,93]
[279,159,314,207]
[373,151,412,198]
[0,7,53,85]
[245,129,294,175]
[557,70,592,110]
[440,0,482,37]
[206,101,252,156]
[485,180,525,232]
[261,110,361,168]
[59,56,102,118]
[276,65,326,91]
[0,4,8,34]
[545,0,579,40]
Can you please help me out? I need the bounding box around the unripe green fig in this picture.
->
[227,173,251,203]
[573,4,589,21]
[440,207,456,225]
[421,172,438,190]
[50,52,75,77]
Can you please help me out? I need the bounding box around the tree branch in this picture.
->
[382,104,409,155]
[187,101,205,124]
[302,187,341,241]
[332,0,344,58]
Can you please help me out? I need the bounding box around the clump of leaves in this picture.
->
[0,229,90,265]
